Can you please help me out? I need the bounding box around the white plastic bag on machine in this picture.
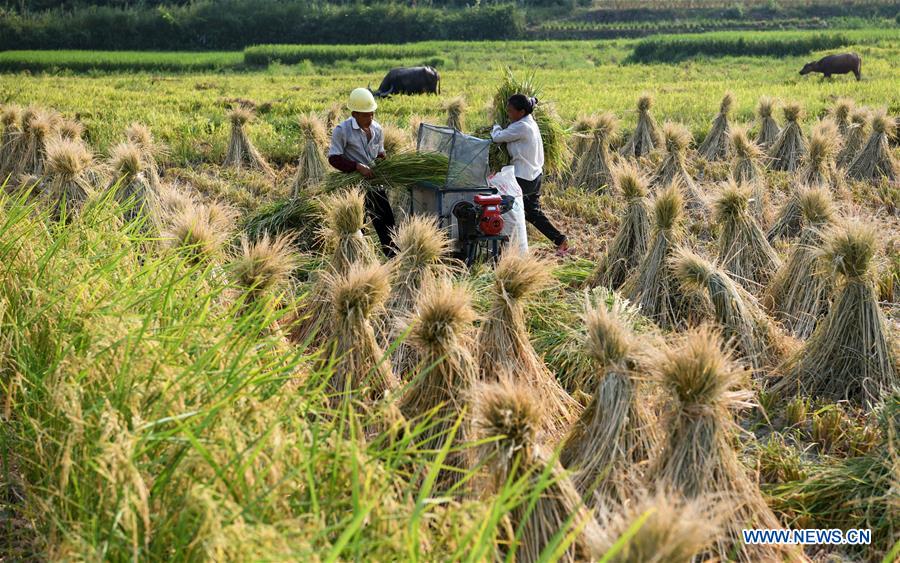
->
[487,165,528,253]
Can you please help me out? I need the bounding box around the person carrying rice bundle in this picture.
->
[491,94,571,256]
[327,87,396,257]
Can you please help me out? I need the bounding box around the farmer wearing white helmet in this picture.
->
[328,87,395,257]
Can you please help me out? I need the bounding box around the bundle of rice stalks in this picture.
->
[768,102,807,172]
[108,141,159,224]
[0,104,23,180]
[588,162,651,289]
[476,249,581,439]
[223,108,275,177]
[565,115,595,178]
[385,215,452,377]
[559,303,660,507]
[838,108,870,169]
[408,114,425,142]
[713,180,780,290]
[624,184,704,330]
[124,122,164,188]
[620,94,660,158]
[292,113,327,196]
[472,380,603,562]
[754,96,780,149]
[443,96,467,132]
[765,188,836,339]
[830,98,854,138]
[730,126,768,220]
[766,186,807,243]
[15,109,56,179]
[490,68,568,175]
[230,233,298,305]
[597,490,721,563]
[773,222,898,407]
[651,122,698,195]
[58,119,84,141]
[651,326,803,562]
[381,124,412,156]
[43,138,94,221]
[570,112,618,190]
[243,192,320,253]
[324,102,343,133]
[698,93,734,161]
[799,120,842,191]
[162,201,235,264]
[398,282,477,487]
[673,249,792,375]
[324,262,398,407]
[847,109,899,182]
[323,151,449,194]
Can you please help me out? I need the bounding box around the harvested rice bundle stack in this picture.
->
[837,108,870,169]
[588,161,651,289]
[443,96,466,131]
[223,108,275,177]
[381,124,412,156]
[243,192,320,252]
[0,105,23,181]
[125,123,163,189]
[324,262,399,408]
[162,201,235,264]
[57,119,84,142]
[847,109,898,182]
[597,490,720,563]
[560,304,661,507]
[754,96,780,149]
[698,93,734,161]
[230,234,297,306]
[766,186,806,243]
[472,380,603,563]
[398,282,477,487]
[713,180,780,291]
[43,138,94,222]
[107,141,159,224]
[292,113,327,196]
[565,115,595,180]
[15,109,56,179]
[830,98,854,138]
[620,94,660,158]
[765,188,836,339]
[385,216,452,378]
[476,249,581,439]
[624,184,704,330]
[325,102,343,133]
[652,326,803,562]
[730,126,768,220]
[673,249,792,375]
[651,122,697,192]
[570,112,618,190]
[768,102,807,172]
[3,106,35,180]
[408,114,424,142]
[773,221,898,407]
[798,120,842,192]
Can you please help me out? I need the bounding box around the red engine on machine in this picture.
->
[473,194,505,236]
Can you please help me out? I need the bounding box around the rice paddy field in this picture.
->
[1,27,899,561]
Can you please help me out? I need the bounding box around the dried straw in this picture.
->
[768,102,807,172]
[765,188,836,339]
[651,122,705,213]
[398,281,477,487]
[223,108,275,176]
[162,201,235,264]
[570,112,618,190]
[799,120,843,191]
[837,108,870,169]
[651,326,804,562]
[476,248,581,439]
[588,161,651,289]
[124,122,163,189]
[754,97,780,149]
[472,380,603,563]
[58,119,84,142]
[621,94,660,158]
[15,109,56,179]
[443,96,467,132]
[0,104,23,181]
[773,221,898,407]
[559,303,661,507]
[230,233,298,305]
[767,186,806,243]
[292,113,327,196]
[698,93,734,161]
[108,141,159,225]
[324,102,343,133]
[713,179,781,291]
[381,124,412,156]
[830,98,855,138]
[847,109,898,182]
[43,138,94,221]
[673,249,793,375]
[730,125,768,221]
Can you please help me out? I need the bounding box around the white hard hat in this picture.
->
[348,88,377,113]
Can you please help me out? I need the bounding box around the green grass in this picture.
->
[0,50,243,73]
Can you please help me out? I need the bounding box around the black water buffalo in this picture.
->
[371,66,440,97]
[800,53,862,81]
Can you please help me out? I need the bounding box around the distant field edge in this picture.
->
[0,51,244,73]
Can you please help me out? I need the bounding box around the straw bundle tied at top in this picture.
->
[698,93,734,161]
[44,137,94,222]
[838,108,869,169]
[224,107,275,177]
[293,113,327,196]
[768,102,807,172]
[621,93,660,158]
[570,112,618,190]
[847,109,898,182]
[754,96,780,149]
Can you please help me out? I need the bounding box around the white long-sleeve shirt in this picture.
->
[491,114,544,181]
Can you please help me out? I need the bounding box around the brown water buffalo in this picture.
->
[800,53,862,81]
[371,66,441,97]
